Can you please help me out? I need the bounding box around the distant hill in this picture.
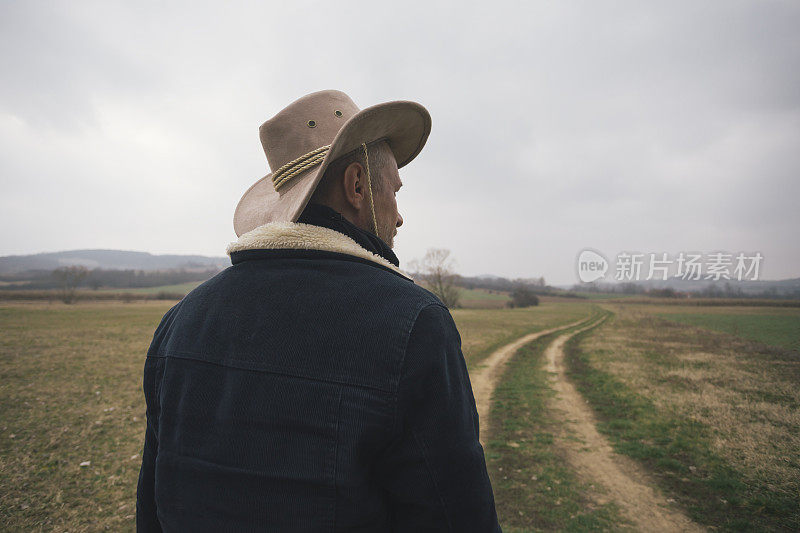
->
[567,276,800,298]
[632,276,800,294]
[465,273,800,299]
[475,274,505,281]
[0,249,229,275]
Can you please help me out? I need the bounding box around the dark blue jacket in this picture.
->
[136,217,501,532]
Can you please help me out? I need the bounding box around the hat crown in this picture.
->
[259,90,360,173]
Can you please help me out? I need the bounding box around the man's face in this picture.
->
[372,155,403,248]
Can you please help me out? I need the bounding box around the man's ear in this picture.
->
[342,162,365,210]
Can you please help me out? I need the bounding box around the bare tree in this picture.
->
[52,265,89,304]
[409,248,461,308]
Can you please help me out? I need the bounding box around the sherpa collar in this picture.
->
[297,203,400,268]
[226,222,413,281]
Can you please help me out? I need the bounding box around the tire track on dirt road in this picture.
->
[544,316,704,532]
[471,316,591,448]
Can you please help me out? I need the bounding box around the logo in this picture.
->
[577,249,609,283]
[574,249,763,282]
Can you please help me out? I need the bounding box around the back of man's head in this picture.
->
[310,140,393,204]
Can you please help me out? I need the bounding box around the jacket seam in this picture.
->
[412,427,453,531]
[331,386,343,533]
[146,350,395,394]
[146,357,165,445]
[391,302,455,530]
[389,302,445,437]
[153,302,182,423]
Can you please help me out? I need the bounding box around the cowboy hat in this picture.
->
[233,90,432,237]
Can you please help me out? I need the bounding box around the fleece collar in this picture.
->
[297,203,400,268]
[226,222,413,281]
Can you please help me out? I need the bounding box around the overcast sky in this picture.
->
[1,1,798,284]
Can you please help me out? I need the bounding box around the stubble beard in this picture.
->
[377,218,395,248]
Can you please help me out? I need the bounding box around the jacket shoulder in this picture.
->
[146,300,184,356]
[145,259,448,392]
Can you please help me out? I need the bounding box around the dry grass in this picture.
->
[0,299,594,530]
[486,323,624,532]
[0,290,184,302]
[607,297,800,307]
[577,303,800,529]
[0,301,174,531]
[451,302,594,369]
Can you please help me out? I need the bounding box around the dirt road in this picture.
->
[471,314,704,531]
[543,317,704,532]
[470,317,589,447]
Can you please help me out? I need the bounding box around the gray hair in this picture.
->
[311,140,394,202]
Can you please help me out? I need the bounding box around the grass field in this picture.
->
[658,308,800,352]
[452,302,594,369]
[99,281,203,295]
[0,299,590,530]
[458,287,510,308]
[486,315,625,531]
[2,299,798,530]
[567,304,800,531]
[0,301,174,531]
[459,287,510,301]
[572,292,635,300]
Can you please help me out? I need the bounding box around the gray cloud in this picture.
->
[1,0,798,284]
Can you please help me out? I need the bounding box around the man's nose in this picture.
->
[396,212,403,228]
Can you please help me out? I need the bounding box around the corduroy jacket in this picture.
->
[136,220,501,532]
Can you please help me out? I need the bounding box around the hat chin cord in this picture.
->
[362,142,380,238]
[270,141,379,238]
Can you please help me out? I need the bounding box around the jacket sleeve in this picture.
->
[136,303,183,531]
[374,303,502,532]
[136,356,165,532]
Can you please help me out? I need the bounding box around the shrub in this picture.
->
[508,285,540,308]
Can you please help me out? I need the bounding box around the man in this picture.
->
[136,90,502,532]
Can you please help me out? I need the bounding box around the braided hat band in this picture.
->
[271,145,331,191]
[271,142,380,237]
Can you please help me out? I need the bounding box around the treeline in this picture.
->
[0,267,220,290]
[461,275,548,293]
[0,289,184,302]
[573,281,800,300]
[459,275,585,299]
[603,297,800,307]
[408,249,582,310]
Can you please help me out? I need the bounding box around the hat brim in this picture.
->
[233,100,431,237]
